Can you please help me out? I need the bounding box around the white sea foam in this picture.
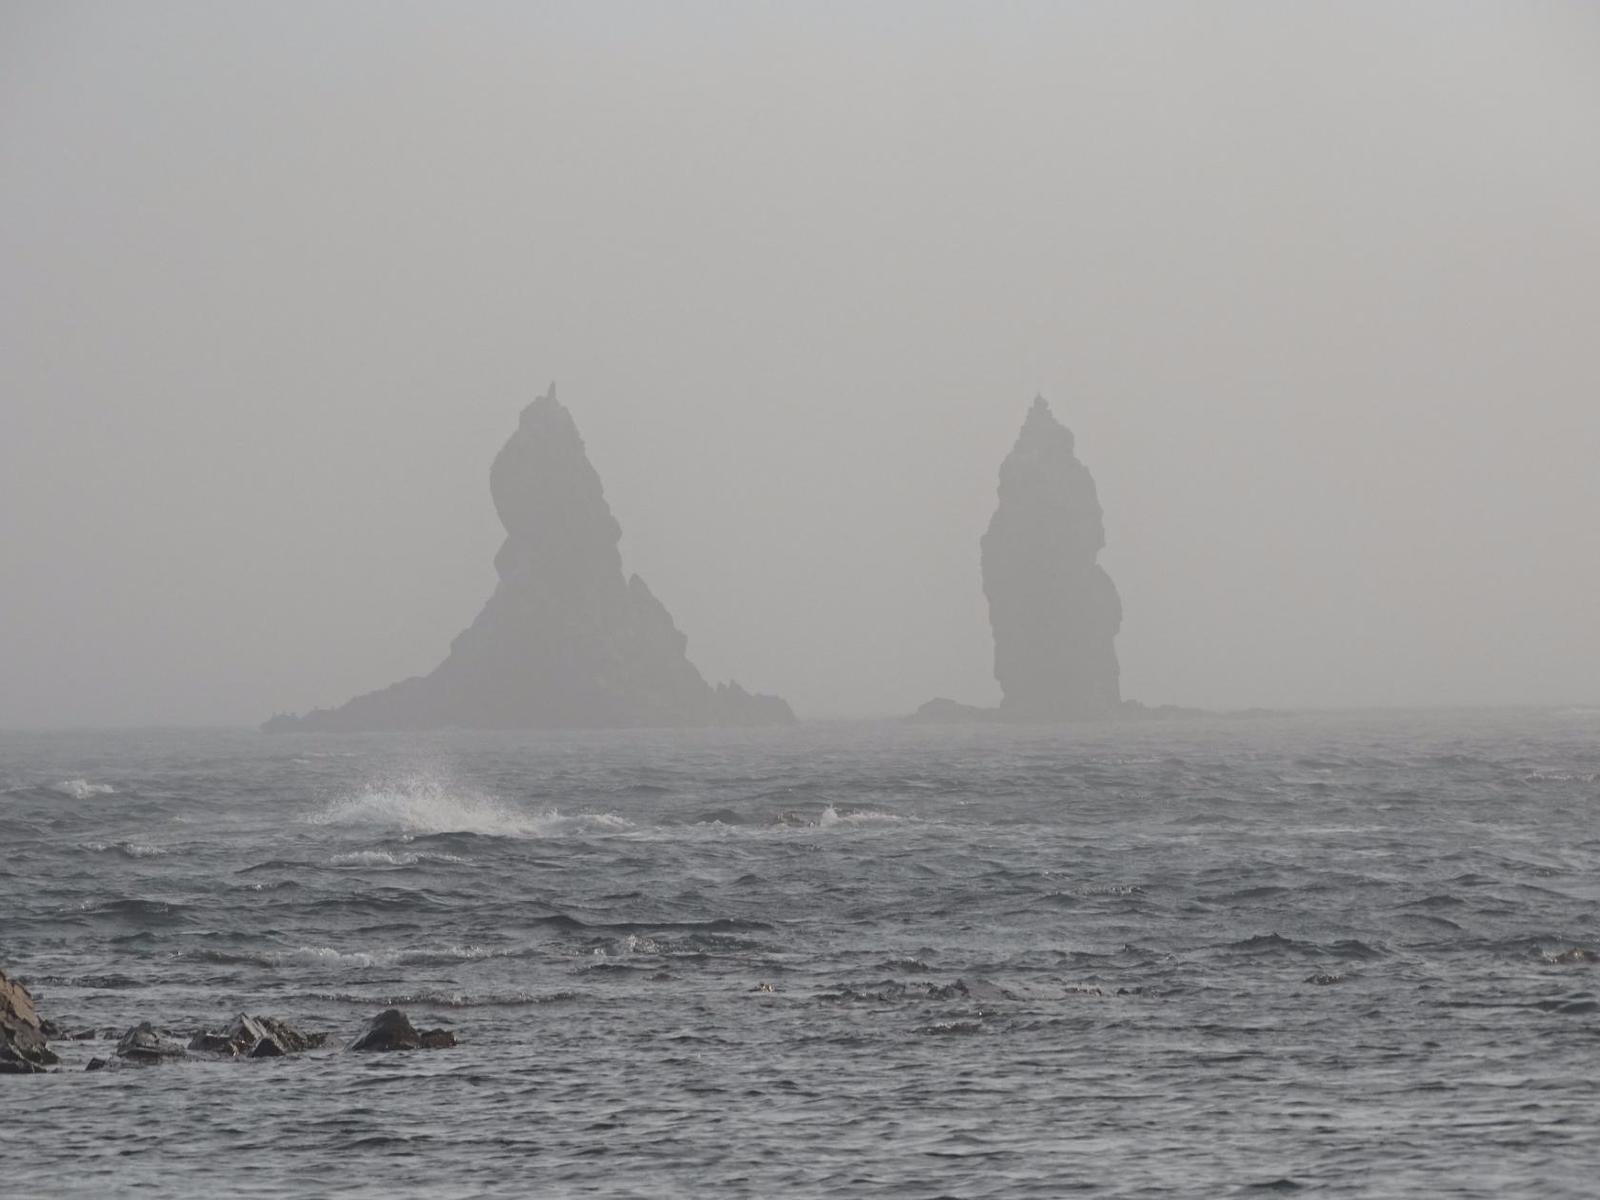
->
[591,934,661,958]
[78,840,166,857]
[327,849,467,867]
[268,943,512,969]
[53,779,115,799]
[274,946,395,968]
[308,774,629,838]
[818,803,902,828]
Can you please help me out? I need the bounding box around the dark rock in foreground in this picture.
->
[0,969,58,1074]
[266,385,793,732]
[347,1009,456,1052]
[981,396,1123,720]
[113,1022,188,1065]
[189,1013,327,1058]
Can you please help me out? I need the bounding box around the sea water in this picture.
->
[3,711,1598,1197]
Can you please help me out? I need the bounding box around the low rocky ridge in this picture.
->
[189,1013,329,1058]
[85,1010,450,1070]
[3,971,455,1073]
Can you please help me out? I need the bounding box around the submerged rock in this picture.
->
[266,385,792,732]
[981,396,1123,719]
[347,1009,456,1052]
[0,968,58,1074]
[189,1014,326,1058]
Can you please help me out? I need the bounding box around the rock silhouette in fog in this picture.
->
[266,386,792,731]
[982,396,1123,718]
[911,394,1126,723]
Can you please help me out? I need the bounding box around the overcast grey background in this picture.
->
[3,1,1597,727]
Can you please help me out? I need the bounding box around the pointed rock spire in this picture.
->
[980,396,1122,719]
[267,389,791,730]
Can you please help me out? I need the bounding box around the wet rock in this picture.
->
[265,385,793,732]
[114,1021,188,1065]
[85,1057,109,1072]
[189,1013,326,1059]
[0,968,58,1074]
[347,1009,456,1052]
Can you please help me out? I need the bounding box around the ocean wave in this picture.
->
[191,943,523,969]
[1212,933,1386,960]
[1522,771,1600,784]
[81,897,190,923]
[299,989,581,1009]
[80,840,167,859]
[308,774,633,839]
[327,849,468,867]
[52,779,116,799]
[818,804,903,828]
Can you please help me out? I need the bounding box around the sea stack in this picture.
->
[980,396,1122,719]
[266,386,792,731]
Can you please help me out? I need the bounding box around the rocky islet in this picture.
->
[266,385,792,732]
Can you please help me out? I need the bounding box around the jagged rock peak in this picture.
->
[980,394,1122,720]
[266,386,793,732]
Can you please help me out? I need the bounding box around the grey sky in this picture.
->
[3,1,1597,726]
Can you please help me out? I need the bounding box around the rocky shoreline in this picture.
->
[2,967,455,1074]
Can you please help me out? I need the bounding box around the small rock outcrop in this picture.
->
[189,1014,326,1058]
[267,385,793,732]
[113,1022,188,1065]
[905,697,998,724]
[0,969,57,1074]
[347,1009,456,1052]
[980,396,1123,719]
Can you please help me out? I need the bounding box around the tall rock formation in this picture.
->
[980,396,1122,719]
[266,386,792,731]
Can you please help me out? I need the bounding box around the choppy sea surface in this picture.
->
[3,711,1598,1198]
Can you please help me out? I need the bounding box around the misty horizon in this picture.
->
[4,2,1598,727]
[6,7,1600,1196]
